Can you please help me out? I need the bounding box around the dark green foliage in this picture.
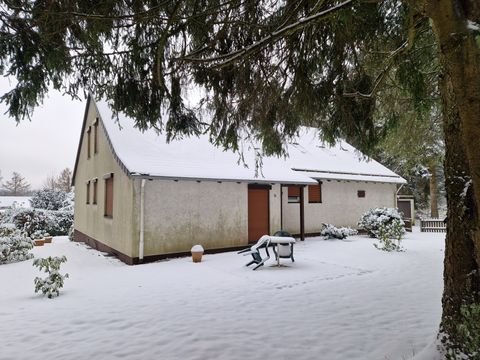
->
[0,0,429,156]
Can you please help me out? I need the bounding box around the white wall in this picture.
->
[139,180,248,255]
[282,180,397,233]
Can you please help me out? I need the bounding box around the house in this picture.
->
[72,96,406,264]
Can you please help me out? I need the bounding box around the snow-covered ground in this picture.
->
[0,229,444,360]
[0,196,31,210]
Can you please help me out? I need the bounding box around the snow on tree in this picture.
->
[2,172,31,196]
[30,189,67,210]
[0,225,34,264]
[33,256,69,298]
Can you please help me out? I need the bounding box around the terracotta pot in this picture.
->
[191,251,203,263]
[34,239,45,246]
[43,236,52,244]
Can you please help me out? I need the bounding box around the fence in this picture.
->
[419,218,446,233]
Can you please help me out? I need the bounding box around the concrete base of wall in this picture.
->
[74,229,250,265]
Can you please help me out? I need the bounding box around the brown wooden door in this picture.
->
[248,188,269,243]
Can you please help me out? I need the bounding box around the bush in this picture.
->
[47,210,74,236]
[445,302,480,359]
[358,207,405,238]
[12,209,50,238]
[33,256,69,298]
[373,219,405,252]
[30,189,67,210]
[10,208,73,238]
[0,230,34,264]
[321,223,357,240]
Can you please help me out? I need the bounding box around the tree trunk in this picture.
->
[439,73,480,351]
[408,0,480,353]
[429,164,439,218]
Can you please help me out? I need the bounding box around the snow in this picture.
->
[0,196,31,209]
[467,20,480,32]
[0,229,443,359]
[94,100,405,184]
[191,244,204,252]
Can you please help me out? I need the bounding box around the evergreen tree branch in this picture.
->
[177,0,356,68]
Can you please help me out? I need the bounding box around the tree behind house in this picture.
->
[56,168,72,193]
[3,172,31,196]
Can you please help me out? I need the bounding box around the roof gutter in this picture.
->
[129,173,316,185]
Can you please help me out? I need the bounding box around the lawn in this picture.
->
[0,229,444,360]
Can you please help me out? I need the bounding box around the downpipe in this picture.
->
[139,178,146,262]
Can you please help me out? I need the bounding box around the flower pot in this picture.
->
[191,244,204,263]
[43,236,53,244]
[192,252,203,263]
[34,239,45,246]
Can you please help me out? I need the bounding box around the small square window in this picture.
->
[288,186,301,203]
[358,190,366,198]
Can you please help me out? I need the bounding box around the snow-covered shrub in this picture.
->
[358,207,405,238]
[373,219,405,252]
[321,223,357,240]
[12,209,50,238]
[60,191,74,212]
[33,256,69,298]
[44,210,73,236]
[0,230,34,264]
[30,189,67,210]
[0,223,17,237]
[10,208,73,237]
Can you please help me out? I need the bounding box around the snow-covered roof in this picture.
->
[283,131,406,184]
[93,99,405,185]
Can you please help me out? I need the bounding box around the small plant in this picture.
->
[321,223,357,240]
[0,229,34,264]
[444,301,480,360]
[373,219,405,252]
[33,256,69,298]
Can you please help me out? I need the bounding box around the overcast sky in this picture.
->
[0,79,85,189]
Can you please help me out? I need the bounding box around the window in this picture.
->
[87,126,91,159]
[358,190,366,198]
[288,186,301,203]
[86,181,90,204]
[92,179,98,205]
[104,174,114,217]
[93,118,99,154]
[308,182,322,203]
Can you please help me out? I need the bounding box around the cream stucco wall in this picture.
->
[73,101,137,257]
[138,180,249,255]
[135,181,285,256]
[269,184,282,234]
[282,180,397,234]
